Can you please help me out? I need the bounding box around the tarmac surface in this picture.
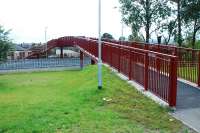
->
[172,81,200,132]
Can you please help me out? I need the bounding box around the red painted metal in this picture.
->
[26,36,179,107]
[80,51,83,69]
[169,57,178,107]
[144,53,149,91]
[128,49,132,80]
[97,38,200,86]
[118,46,121,72]
[198,52,200,86]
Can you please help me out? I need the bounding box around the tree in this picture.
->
[119,0,172,43]
[160,20,177,45]
[101,33,114,40]
[0,26,13,61]
[128,33,145,42]
[177,0,183,46]
[182,0,200,49]
[119,36,126,41]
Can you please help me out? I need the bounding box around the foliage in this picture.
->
[102,33,114,40]
[0,66,188,132]
[119,36,126,41]
[32,42,42,47]
[119,0,172,43]
[161,20,177,45]
[128,34,145,42]
[182,0,200,48]
[0,25,13,61]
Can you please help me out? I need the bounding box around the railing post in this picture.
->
[118,46,121,72]
[198,52,200,86]
[144,52,149,91]
[145,44,149,50]
[80,51,83,69]
[156,45,161,71]
[174,47,177,56]
[169,57,177,107]
[129,50,132,80]
[157,44,161,53]
[110,46,113,65]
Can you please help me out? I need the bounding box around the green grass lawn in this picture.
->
[0,66,189,133]
[178,66,198,83]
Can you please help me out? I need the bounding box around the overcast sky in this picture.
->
[0,0,131,43]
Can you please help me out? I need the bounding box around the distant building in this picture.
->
[55,48,79,58]
[20,43,33,49]
[9,45,32,59]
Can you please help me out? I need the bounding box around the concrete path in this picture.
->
[172,81,200,132]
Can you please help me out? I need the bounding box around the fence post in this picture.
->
[198,52,200,86]
[80,51,83,69]
[129,50,132,80]
[145,44,149,50]
[144,52,149,91]
[156,45,161,71]
[169,57,177,107]
[110,46,113,65]
[174,47,177,56]
[118,46,121,72]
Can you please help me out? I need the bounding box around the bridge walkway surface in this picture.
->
[172,81,200,132]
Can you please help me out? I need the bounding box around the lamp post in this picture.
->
[113,6,124,40]
[45,27,47,58]
[98,0,102,89]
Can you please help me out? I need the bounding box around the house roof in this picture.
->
[15,45,26,51]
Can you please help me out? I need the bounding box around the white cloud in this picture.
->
[0,0,131,43]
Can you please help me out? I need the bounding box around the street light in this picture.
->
[98,0,102,89]
[45,26,48,58]
[113,6,124,39]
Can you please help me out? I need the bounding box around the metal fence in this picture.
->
[0,58,91,71]
[72,37,177,107]
[97,38,200,86]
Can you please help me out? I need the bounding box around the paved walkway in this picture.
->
[172,81,200,132]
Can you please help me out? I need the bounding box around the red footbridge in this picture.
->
[26,36,200,107]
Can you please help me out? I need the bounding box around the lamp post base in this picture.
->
[98,86,102,90]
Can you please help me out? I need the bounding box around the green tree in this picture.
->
[159,20,177,45]
[182,0,200,49]
[119,36,126,41]
[0,26,13,61]
[128,33,145,42]
[119,0,172,43]
[102,33,114,40]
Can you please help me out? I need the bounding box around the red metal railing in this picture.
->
[27,36,179,107]
[96,38,200,86]
[22,36,177,107]
[66,37,177,107]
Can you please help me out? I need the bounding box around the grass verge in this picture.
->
[0,65,190,133]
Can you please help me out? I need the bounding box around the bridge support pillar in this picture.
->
[80,51,84,69]
[37,54,40,59]
[60,47,64,58]
[91,59,95,65]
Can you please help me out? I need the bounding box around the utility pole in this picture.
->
[114,6,124,39]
